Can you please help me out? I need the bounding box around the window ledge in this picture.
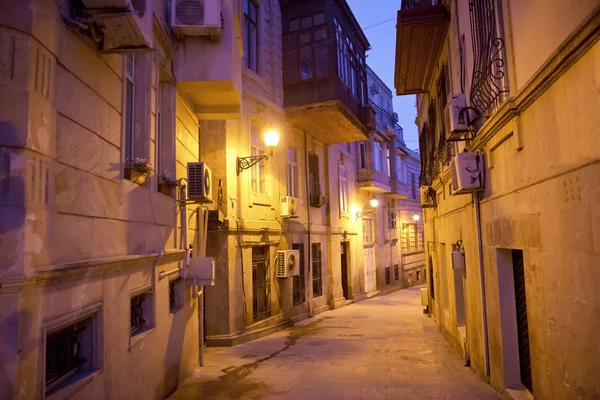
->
[244,67,267,90]
[130,327,156,350]
[46,369,102,400]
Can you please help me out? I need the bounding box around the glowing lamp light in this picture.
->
[413,214,420,222]
[264,130,279,148]
[369,198,379,208]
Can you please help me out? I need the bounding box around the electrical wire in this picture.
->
[281,17,397,58]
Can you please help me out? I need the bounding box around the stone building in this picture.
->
[0,0,216,398]
[363,66,425,293]
[394,0,600,398]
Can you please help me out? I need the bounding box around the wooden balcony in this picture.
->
[386,179,411,199]
[394,0,450,95]
[284,78,374,144]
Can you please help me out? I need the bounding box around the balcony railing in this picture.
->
[369,100,404,142]
[401,0,443,10]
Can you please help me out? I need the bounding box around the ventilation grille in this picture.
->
[188,162,205,198]
[277,253,286,277]
[175,0,204,25]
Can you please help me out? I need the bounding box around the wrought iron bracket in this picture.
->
[237,151,273,176]
[356,210,375,219]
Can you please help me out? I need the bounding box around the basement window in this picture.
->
[45,311,100,397]
[130,289,153,336]
[169,277,183,314]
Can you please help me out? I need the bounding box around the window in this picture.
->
[394,264,400,281]
[289,19,299,31]
[313,13,325,25]
[312,243,323,298]
[244,0,259,73]
[250,125,266,194]
[301,16,312,29]
[299,47,313,80]
[386,147,392,178]
[338,165,348,215]
[124,54,135,167]
[45,312,100,396]
[252,246,271,322]
[131,289,153,336]
[411,173,417,199]
[292,243,305,306]
[287,147,299,197]
[396,154,404,182]
[308,152,321,205]
[373,141,383,172]
[169,277,183,314]
[362,218,374,243]
[385,267,391,284]
[315,44,329,77]
[359,142,367,169]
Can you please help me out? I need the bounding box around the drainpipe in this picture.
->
[474,190,490,380]
[304,131,313,315]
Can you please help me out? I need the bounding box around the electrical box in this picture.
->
[186,257,215,286]
[451,251,465,270]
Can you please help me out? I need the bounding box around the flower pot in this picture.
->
[158,183,175,197]
[124,168,147,185]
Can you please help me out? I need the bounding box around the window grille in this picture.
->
[394,264,400,281]
[130,291,151,335]
[292,243,305,306]
[252,246,271,322]
[312,243,323,298]
[469,0,509,127]
[385,266,392,285]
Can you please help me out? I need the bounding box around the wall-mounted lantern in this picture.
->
[237,129,280,176]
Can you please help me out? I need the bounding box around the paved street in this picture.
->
[169,286,503,400]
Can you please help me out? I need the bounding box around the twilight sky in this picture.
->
[346,0,419,151]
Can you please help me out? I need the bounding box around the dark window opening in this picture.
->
[252,246,271,322]
[312,243,323,298]
[292,243,306,306]
[244,0,259,73]
[385,267,391,285]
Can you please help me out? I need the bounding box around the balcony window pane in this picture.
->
[301,16,312,29]
[290,19,299,31]
[313,13,325,25]
[299,32,311,45]
[316,44,329,77]
[300,47,313,80]
[314,28,327,41]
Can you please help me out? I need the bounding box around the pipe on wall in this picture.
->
[304,131,313,316]
[474,190,490,380]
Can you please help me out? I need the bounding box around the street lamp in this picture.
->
[356,198,379,219]
[237,129,280,176]
[413,214,420,222]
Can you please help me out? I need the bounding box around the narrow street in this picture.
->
[169,287,503,400]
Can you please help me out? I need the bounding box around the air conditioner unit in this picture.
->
[276,250,300,278]
[450,152,484,195]
[171,0,222,37]
[392,112,399,122]
[420,186,436,208]
[370,83,379,95]
[444,94,470,141]
[187,162,213,203]
[186,257,215,286]
[280,196,298,218]
[81,0,153,52]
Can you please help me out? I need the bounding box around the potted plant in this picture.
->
[158,171,179,197]
[124,158,154,185]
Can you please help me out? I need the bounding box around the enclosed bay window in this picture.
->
[373,141,383,172]
[287,147,299,197]
[244,0,259,73]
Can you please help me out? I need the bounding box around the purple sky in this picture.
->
[346,0,419,150]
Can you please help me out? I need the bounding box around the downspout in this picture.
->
[474,191,490,380]
[304,132,313,315]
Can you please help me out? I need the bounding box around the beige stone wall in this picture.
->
[417,2,600,398]
[0,1,202,398]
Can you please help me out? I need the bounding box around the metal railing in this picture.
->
[401,0,443,10]
[369,100,404,142]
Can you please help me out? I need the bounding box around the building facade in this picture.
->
[395,0,600,399]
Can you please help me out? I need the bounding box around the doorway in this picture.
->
[363,247,376,293]
[497,248,533,394]
[341,241,349,299]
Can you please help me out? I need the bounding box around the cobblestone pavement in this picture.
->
[169,286,503,400]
